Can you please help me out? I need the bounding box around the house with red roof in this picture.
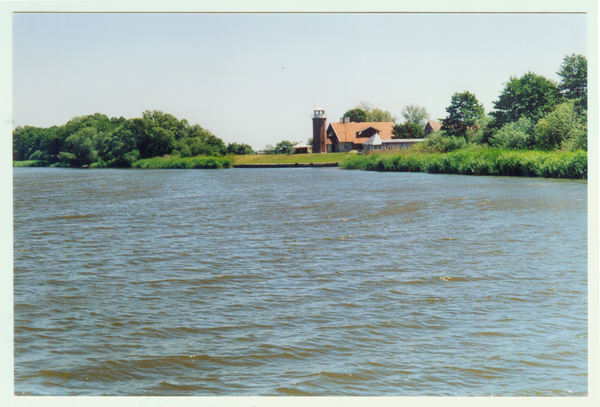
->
[326,119,395,153]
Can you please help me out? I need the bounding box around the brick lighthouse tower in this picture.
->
[312,109,327,153]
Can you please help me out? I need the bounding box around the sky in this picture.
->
[11,10,589,150]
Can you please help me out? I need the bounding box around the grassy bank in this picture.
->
[13,160,48,167]
[233,152,347,164]
[131,156,233,169]
[14,153,342,169]
[340,148,587,179]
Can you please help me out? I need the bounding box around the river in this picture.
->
[13,167,588,396]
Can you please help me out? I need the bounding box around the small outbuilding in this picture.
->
[291,142,312,154]
[363,133,383,151]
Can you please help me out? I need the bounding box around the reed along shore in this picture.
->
[340,147,587,179]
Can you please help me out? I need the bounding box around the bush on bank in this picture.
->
[340,147,587,179]
[131,155,233,169]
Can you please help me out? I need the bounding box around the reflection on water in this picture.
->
[13,168,587,396]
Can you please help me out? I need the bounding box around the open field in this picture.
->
[233,152,348,164]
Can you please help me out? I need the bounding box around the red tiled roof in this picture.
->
[327,122,395,145]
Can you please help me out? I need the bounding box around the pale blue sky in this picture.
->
[13,12,587,150]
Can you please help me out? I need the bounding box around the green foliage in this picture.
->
[344,102,396,122]
[420,131,467,153]
[464,113,494,145]
[13,110,226,167]
[491,71,563,127]
[340,147,586,179]
[368,107,397,122]
[441,91,485,137]
[89,159,109,169]
[65,127,98,165]
[131,156,233,169]
[57,151,76,164]
[355,101,397,122]
[392,122,425,139]
[28,150,44,161]
[489,117,534,150]
[262,141,301,155]
[557,54,587,111]
[142,110,189,140]
[343,108,368,123]
[12,125,59,162]
[534,101,587,151]
[401,105,430,126]
[226,142,254,155]
[116,149,141,167]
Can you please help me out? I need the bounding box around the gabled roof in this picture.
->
[363,134,382,146]
[425,121,443,133]
[327,121,394,145]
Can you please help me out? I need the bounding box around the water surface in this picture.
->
[13,168,587,396]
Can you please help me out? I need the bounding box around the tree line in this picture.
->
[338,53,587,152]
[13,110,255,167]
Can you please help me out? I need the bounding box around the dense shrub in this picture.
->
[489,117,534,150]
[534,101,586,151]
[419,131,467,153]
[28,150,44,161]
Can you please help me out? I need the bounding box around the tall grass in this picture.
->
[131,155,233,169]
[340,147,587,179]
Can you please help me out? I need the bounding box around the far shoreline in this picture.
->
[13,147,587,180]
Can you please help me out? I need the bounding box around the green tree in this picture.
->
[343,108,368,123]
[65,127,99,165]
[441,91,485,137]
[97,125,138,166]
[187,124,226,156]
[489,117,534,150]
[491,72,562,127]
[274,140,295,154]
[465,113,494,145]
[392,122,425,139]
[13,110,226,165]
[534,100,586,151]
[369,107,396,122]
[557,54,587,111]
[356,101,396,122]
[226,142,254,155]
[147,126,176,158]
[142,110,189,140]
[401,105,430,126]
[13,126,35,161]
